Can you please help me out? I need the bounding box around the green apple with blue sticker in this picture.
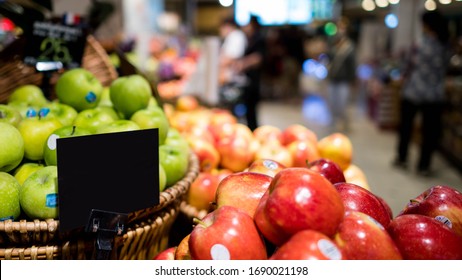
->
[55,68,103,112]
[0,172,21,221]
[20,166,59,219]
[17,108,63,161]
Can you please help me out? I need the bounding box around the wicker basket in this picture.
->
[0,34,117,103]
[0,152,199,260]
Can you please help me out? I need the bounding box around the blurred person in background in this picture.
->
[218,17,247,86]
[393,10,450,177]
[326,16,357,132]
[234,15,265,131]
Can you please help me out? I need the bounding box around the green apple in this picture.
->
[46,102,78,126]
[55,68,103,112]
[0,172,21,221]
[130,107,169,145]
[159,163,167,192]
[147,96,158,109]
[94,106,120,121]
[164,127,190,153]
[0,122,25,172]
[110,74,152,118]
[95,120,140,134]
[13,162,45,186]
[73,107,118,133]
[159,144,189,187]
[97,87,113,107]
[17,112,63,161]
[43,125,92,166]
[20,166,58,219]
[8,101,41,119]
[0,104,22,127]
[8,84,48,107]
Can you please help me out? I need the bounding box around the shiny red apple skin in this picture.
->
[287,140,320,167]
[270,230,345,260]
[308,158,346,185]
[334,182,391,228]
[247,158,286,178]
[279,124,317,146]
[254,190,291,246]
[189,205,267,260]
[264,167,345,238]
[215,171,272,218]
[334,211,402,260]
[387,214,462,260]
[398,185,462,238]
[187,172,219,212]
[153,247,176,260]
[376,194,393,219]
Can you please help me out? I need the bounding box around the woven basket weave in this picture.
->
[0,153,199,260]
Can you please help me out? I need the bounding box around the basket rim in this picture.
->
[0,152,199,234]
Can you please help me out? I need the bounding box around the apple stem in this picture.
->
[71,125,76,135]
[192,217,207,227]
[409,199,419,204]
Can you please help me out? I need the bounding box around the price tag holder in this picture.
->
[56,129,160,259]
[23,20,87,69]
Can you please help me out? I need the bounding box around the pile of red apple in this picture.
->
[0,68,190,222]
[156,162,462,260]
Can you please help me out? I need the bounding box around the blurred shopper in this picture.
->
[326,17,357,132]
[219,17,247,85]
[393,10,450,176]
[234,15,265,131]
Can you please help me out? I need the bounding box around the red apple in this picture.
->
[189,205,267,260]
[287,140,321,167]
[176,95,199,112]
[215,171,272,218]
[254,142,293,167]
[174,234,191,260]
[343,164,371,191]
[187,172,220,212]
[187,136,220,172]
[308,158,346,185]
[216,133,255,172]
[279,124,317,146]
[317,133,353,171]
[376,194,393,219]
[247,158,286,178]
[270,230,345,260]
[334,182,391,228]
[253,125,282,145]
[263,167,344,238]
[398,185,462,238]
[153,247,176,260]
[334,211,402,260]
[254,190,291,246]
[388,214,462,260]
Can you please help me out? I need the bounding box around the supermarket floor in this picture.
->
[255,94,462,217]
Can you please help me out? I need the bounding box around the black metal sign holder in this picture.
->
[85,209,128,260]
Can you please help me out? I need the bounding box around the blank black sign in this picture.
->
[57,129,159,232]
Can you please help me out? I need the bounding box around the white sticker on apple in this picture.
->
[210,244,231,260]
[47,134,60,151]
[317,239,342,260]
[263,160,278,170]
[435,215,452,228]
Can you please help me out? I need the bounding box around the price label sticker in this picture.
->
[24,21,87,69]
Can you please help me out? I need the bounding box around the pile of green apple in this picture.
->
[0,68,190,222]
